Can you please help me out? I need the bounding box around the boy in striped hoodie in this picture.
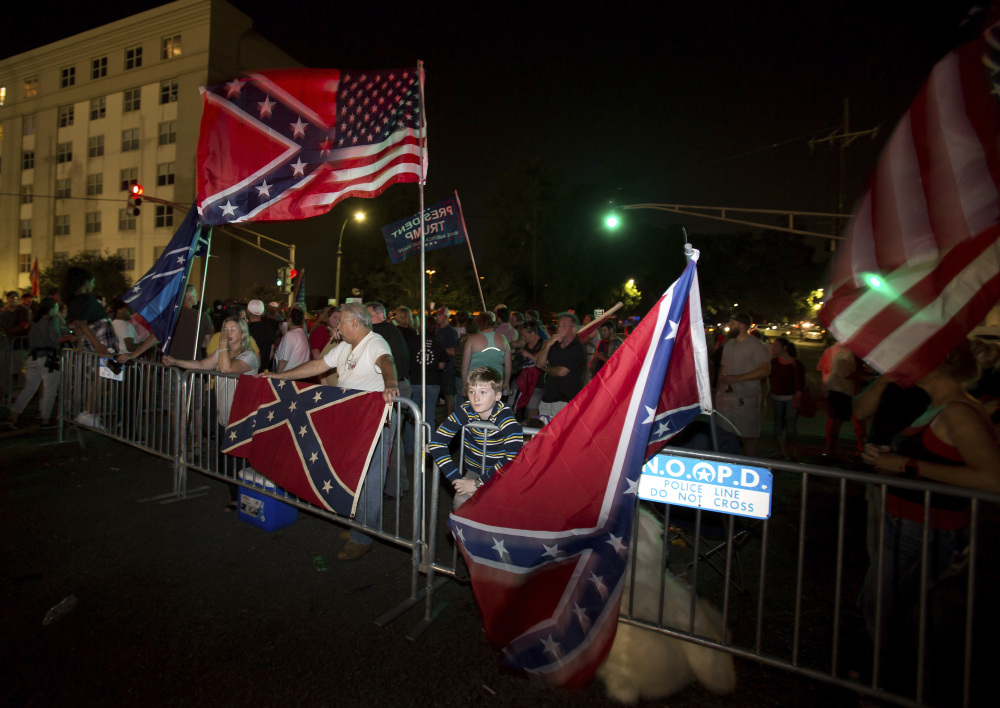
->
[429,366,523,509]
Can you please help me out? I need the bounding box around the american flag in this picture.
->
[448,256,712,687]
[223,376,389,517]
[820,13,1000,385]
[196,67,426,225]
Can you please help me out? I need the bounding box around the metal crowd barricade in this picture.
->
[619,445,1000,708]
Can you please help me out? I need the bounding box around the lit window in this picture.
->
[20,220,32,239]
[19,254,32,273]
[54,214,70,236]
[60,66,76,88]
[55,178,71,199]
[0,86,6,106]
[123,87,141,112]
[23,78,38,98]
[92,56,107,79]
[161,35,181,60]
[159,79,178,105]
[155,205,174,228]
[87,173,103,196]
[119,209,137,231]
[22,151,34,170]
[88,135,105,157]
[121,128,139,152]
[85,212,102,234]
[157,162,175,186]
[125,45,143,70]
[118,247,136,270]
[158,120,177,145]
[90,97,106,120]
[21,186,32,204]
[56,142,73,163]
[58,105,74,127]
[119,167,138,191]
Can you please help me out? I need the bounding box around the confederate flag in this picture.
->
[197,66,426,225]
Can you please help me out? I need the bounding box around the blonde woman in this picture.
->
[163,317,259,510]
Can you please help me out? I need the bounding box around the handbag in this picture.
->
[795,385,817,418]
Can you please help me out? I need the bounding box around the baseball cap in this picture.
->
[247,299,265,316]
[268,301,279,308]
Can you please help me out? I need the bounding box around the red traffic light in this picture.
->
[288,268,298,279]
[130,184,144,196]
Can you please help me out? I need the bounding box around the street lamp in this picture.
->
[425,269,436,284]
[334,211,366,306]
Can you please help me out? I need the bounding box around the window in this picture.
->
[88,135,105,157]
[55,178,71,199]
[123,87,141,112]
[20,185,32,204]
[157,162,175,186]
[23,78,38,98]
[56,142,72,163]
[19,254,32,273]
[90,97,106,120]
[159,79,179,105]
[124,45,142,70]
[23,115,36,136]
[153,246,165,260]
[22,151,34,170]
[20,220,32,239]
[157,120,177,145]
[118,248,136,270]
[161,34,182,60]
[121,128,139,152]
[91,56,107,79]
[120,167,138,191]
[85,212,102,234]
[155,205,174,228]
[58,105,74,127]
[87,173,103,196]
[54,214,70,236]
[118,208,136,231]
[60,66,76,88]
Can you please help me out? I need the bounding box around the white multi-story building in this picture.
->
[0,0,299,295]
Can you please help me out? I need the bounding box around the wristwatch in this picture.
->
[474,478,483,488]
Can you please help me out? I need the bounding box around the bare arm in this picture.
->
[262,357,331,381]
[376,352,399,404]
[853,375,893,422]
[162,351,219,371]
[120,335,159,363]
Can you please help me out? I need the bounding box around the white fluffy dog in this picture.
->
[596,508,737,704]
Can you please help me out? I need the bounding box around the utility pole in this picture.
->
[808,98,880,248]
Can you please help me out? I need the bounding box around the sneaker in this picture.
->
[74,412,106,431]
[337,541,372,561]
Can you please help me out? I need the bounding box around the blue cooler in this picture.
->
[237,468,298,532]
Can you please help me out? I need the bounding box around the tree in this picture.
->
[41,251,132,301]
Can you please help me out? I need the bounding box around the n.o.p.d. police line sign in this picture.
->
[638,454,772,519]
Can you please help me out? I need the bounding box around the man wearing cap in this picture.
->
[716,313,771,456]
[247,299,278,370]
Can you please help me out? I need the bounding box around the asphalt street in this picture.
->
[0,412,870,707]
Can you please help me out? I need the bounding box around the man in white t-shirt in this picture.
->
[274,308,310,372]
[263,302,399,561]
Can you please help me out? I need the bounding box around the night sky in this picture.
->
[3,0,983,307]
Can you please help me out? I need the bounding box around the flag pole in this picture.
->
[455,191,487,312]
[192,226,213,357]
[417,61,429,501]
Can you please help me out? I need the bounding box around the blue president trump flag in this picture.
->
[381,192,467,264]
